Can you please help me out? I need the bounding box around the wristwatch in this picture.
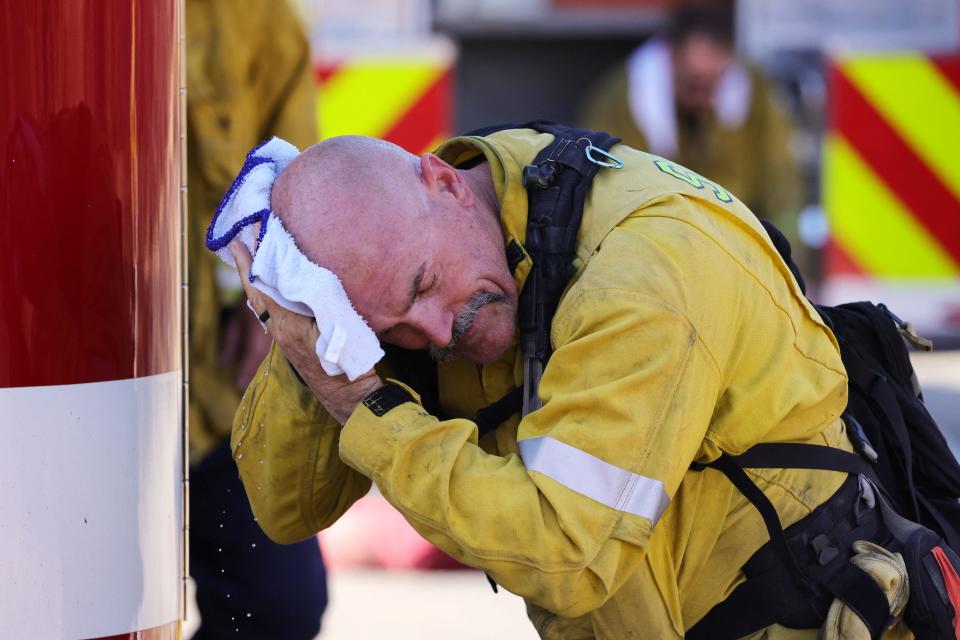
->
[361,382,418,417]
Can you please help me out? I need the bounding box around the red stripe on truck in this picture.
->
[0,0,181,388]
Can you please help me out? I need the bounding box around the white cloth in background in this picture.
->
[626,37,753,159]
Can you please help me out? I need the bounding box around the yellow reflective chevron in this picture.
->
[824,134,959,278]
[318,59,443,140]
[842,55,960,202]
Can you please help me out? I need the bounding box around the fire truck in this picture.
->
[0,1,185,638]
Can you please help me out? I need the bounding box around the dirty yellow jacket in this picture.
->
[233,129,854,638]
[186,0,316,462]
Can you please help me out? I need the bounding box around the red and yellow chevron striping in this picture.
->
[824,54,960,280]
[314,52,453,155]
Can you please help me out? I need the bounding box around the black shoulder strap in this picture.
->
[465,122,622,433]
[512,122,621,366]
[688,449,893,639]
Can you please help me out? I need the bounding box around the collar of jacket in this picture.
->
[435,130,547,296]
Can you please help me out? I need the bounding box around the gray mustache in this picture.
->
[428,290,510,362]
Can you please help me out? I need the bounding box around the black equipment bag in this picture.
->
[686,221,960,639]
[455,122,960,637]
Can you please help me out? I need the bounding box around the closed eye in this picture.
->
[376,264,433,342]
[419,271,439,298]
[403,262,427,314]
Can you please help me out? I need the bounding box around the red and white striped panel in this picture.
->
[0,1,184,638]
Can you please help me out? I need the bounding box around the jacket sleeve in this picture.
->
[231,342,371,543]
[338,287,723,617]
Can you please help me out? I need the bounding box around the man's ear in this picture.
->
[419,153,474,208]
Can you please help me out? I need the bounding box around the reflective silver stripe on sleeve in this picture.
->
[518,436,670,524]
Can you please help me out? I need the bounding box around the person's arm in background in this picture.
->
[224,2,382,543]
[220,0,319,394]
[257,0,317,151]
[186,0,320,460]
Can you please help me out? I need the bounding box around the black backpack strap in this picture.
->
[730,443,877,479]
[513,122,622,364]
[688,564,891,640]
[692,454,815,593]
[689,451,893,638]
[514,123,622,416]
[842,345,921,521]
[474,387,523,438]
[465,122,622,427]
[684,576,781,639]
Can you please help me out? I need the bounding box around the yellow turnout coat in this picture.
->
[232,129,854,638]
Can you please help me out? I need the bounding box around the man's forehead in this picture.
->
[348,238,420,299]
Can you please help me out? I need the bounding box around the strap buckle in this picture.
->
[879,303,933,351]
[522,355,543,417]
[584,144,624,169]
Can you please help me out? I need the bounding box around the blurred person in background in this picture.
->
[186,0,327,637]
[581,5,805,261]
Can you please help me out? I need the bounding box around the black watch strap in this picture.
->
[362,383,417,417]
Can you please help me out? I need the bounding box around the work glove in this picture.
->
[819,541,911,640]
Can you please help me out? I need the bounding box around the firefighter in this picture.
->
[580,6,804,251]
[223,129,910,638]
[185,0,326,637]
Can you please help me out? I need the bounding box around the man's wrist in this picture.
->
[360,382,419,417]
[327,375,383,424]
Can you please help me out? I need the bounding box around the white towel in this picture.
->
[205,137,384,381]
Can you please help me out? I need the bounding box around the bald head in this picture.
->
[270,136,424,270]
[263,134,517,363]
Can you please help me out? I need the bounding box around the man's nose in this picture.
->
[409,304,454,350]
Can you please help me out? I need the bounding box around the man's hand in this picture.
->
[229,241,383,424]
